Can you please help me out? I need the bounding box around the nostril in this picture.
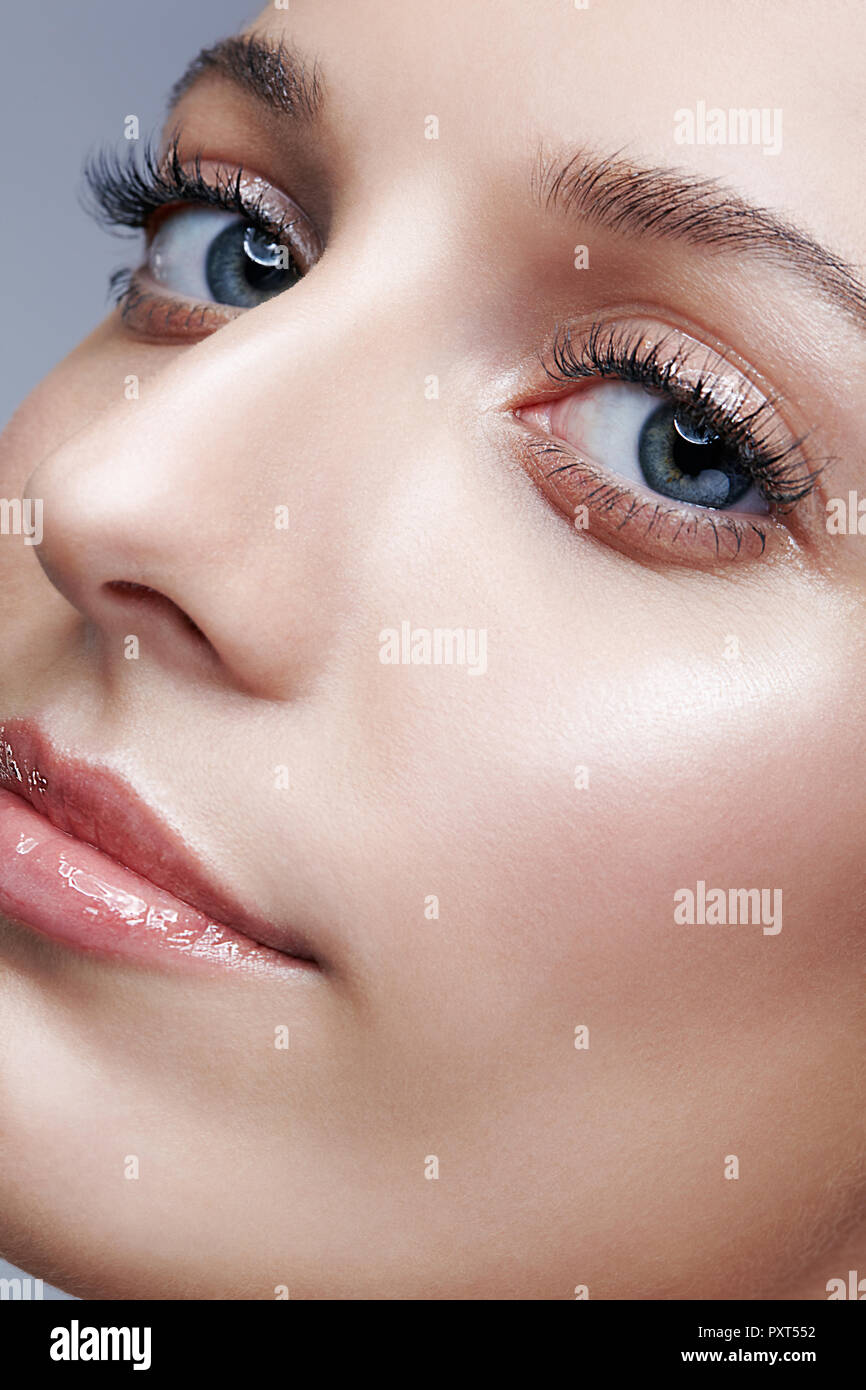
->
[103,581,207,642]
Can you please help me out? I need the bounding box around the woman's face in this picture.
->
[1,0,864,1299]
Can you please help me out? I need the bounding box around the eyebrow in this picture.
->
[533,145,866,331]
[167,34,323,121]
[168,36,866,334]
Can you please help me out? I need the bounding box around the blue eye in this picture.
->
[148,207,301,308]
[531,380,768,514]
[638,402,754,508]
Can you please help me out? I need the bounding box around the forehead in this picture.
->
[250,0,865,270]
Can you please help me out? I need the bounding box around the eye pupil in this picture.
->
[673,412,717,448]
[670,412,725,478]
[242,227,291,290]
[205,220,300,306]
[639,403,750,507]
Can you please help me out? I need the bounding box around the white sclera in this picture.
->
[149,207,241,301]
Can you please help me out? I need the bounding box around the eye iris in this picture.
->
[205,221,300,307]
[637,403,751,508]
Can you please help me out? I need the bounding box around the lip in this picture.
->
[0,719,318,976]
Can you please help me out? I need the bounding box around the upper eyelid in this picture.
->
[548,323,805,439]
[83,138,322,275]
[145,184,287,248]
[85,138,300,233]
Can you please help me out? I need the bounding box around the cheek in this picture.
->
[342,580,863,1295]
[358,566,862,1101]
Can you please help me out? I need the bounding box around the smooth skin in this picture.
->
[0,0,864,1299]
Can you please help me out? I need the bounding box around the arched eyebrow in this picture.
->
[167,33,323,121]
[533,145,866,331]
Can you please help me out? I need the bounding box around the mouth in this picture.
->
[0,719,319,976]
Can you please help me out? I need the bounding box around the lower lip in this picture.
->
[0,788,308,975]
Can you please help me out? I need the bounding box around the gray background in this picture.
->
[0,0,254,1299]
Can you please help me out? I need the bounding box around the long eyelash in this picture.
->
[543,322,825,509]
[82,134,295,251]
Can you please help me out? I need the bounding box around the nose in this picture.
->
[26,252,442,700]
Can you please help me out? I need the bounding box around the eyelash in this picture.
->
[540,322,823,512]
[84,137,298,329]
[84,136,292,247]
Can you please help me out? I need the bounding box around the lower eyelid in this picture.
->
[516,424,778,566]
[115,268,239,342]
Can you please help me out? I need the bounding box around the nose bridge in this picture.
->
[27,186,458,697]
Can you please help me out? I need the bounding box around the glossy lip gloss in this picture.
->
[0,720,318,976]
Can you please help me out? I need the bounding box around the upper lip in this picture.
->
[0,718,318,964]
